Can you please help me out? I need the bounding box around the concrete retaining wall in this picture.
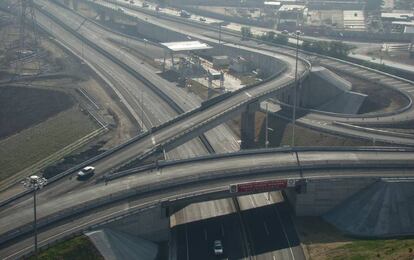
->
[285,177,377,216]
[102,205,169,242]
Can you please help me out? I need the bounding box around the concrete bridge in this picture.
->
[1,147,414,259]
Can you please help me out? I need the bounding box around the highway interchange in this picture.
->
[1,0,414,258]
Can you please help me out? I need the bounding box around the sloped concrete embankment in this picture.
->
[324,179,414,237]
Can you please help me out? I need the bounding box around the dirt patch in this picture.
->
[0,86,74,139]
[42,141,106,179]
[334,71,409,114]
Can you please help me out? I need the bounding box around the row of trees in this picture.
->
[259,31,289,45]
[302,40,352,58]
[365,0,413,11]
[241,27,352,59]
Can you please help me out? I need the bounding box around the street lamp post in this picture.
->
[22,175,47,258]
[265,102,269,148]
[291,30,301,147]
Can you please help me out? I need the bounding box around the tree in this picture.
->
[241,27,252,39]
[328,41,351,58]
[395,0,414,10]
[365,0,384,12]
[273,34,288,45]
[265,31,275,41]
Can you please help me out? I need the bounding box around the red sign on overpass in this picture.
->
[230,179,288,193]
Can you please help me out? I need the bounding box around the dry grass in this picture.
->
[0,106,97,181]
[295,217,414,260]
[30,235,103,260]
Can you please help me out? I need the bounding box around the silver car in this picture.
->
[77,166,95,179]
[213,240,223,255]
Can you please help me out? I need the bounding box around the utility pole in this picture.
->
[291,30,300,147]
[265,102,269,148]
[219,22,222,45]
[16,0,41,76]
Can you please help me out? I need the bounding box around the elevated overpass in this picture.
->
[0,147,413,258]
[1,1,414,258]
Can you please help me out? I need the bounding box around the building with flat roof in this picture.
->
[276,4,306,31]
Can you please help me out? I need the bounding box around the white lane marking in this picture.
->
[274,206,295,260]
[245,92,252,97]
[273,255,277,260]
[249,196,256,207]
[151,136,156,145]
[264,221,270,235]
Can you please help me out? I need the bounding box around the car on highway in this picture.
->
[199,17,206,22]
[213,240,223,255]
[281,30,289,35]
[117,7,125,13]
[142,2,149,8]
[180,10,191,18]
[77,166,95,179]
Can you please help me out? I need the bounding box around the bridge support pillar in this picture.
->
[72,0,78,10]
[98,10,106,21]
[240,102,259,149]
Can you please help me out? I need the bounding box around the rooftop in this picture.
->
[278,4,306,12]
[160,41,212,52]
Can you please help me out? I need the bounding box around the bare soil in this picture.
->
[0,106,97,181]
[334,71,409,114]
[0,85,74,139]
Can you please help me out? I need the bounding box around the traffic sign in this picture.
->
[229,179,288,193]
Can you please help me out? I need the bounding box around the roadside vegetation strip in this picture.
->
[28,235,103,260]
[0,127,106,192]
[0,107,97,182]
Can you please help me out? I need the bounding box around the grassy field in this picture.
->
[329,239,414,260]
[0,106,97,181]
[296,217,414,260]
[29,235,103,260]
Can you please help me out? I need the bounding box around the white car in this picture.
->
[77,166,95,179]
[213,240,223,255]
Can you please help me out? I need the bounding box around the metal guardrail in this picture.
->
[107,146,414,180]
[332,122,414,139]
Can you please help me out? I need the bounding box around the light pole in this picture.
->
[22,175,47,258]
[291,30,301,147]
[218,22,222,45]
[265,102,269,148]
